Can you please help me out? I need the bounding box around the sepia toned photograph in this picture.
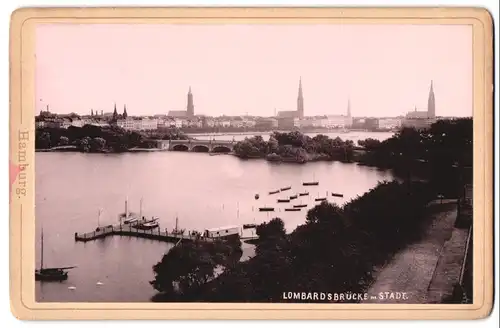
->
[9,7,494,320]
[33,22,475,304]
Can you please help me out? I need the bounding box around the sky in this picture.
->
[35,23,473,117]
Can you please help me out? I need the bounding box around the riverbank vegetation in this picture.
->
[356,118,472,197]
[150,238,243,301]
[35,125,188,153]
[233,131,356,163]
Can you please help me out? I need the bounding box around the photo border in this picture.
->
[9,6,494,320]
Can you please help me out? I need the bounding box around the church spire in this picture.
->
[297,77,304,119]
[427,80,435,118]
[298,77,303,99]
[123,104,128,119]
[187,86,194,117]
[112,103,118,120]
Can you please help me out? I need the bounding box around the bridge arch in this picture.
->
[212,145,232,153]
[172,144,189,151]
[192,145,210,153]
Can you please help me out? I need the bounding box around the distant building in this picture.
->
[277,77,304,119]
[301,99,352,128]
[168,87,195,118]
[117,117,158,131]
[364,118,380,130]
[402,117,435,130]
[378,118,402,130]
[255,117,278,130]
[168,110,188,117]
[278,117,300,130]
[402,80,437,129]
[187,87,194,117]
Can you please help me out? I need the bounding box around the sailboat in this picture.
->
[119,197,138,225]
[303,173,319,186]
[35,228,76,282]
[124,198,142,224]
[171,215,185,235]
[314,191,328,202]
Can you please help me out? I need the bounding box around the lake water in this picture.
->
[35,132,395,302]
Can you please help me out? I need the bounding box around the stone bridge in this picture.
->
[155,139,236,153]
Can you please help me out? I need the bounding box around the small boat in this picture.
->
[170,216,185,235]
[259,207,275,212]
[269,190,280,195]
[299,192,309,196]
[280,186,292,191]
[133,217,159,229]
[142,221,160,229]
[35,228,75,282]
[331,193,344,197]
[255,194,260,200]
[243,223,257,229]
[124,217,138,224]
[289,195,298,200]
[277,199,290,203]
[303,173,319,186]
[285,208,301,212]
[293,204,308,208]
[315,197,327,201]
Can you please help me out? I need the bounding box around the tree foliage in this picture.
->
[34,124,186,153]
[233,131,355,162]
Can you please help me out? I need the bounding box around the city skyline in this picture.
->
[36,24,472,117]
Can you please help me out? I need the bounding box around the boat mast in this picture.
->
[125,197,129,219]
[40,228,44,270]
[175,215,179,232]
[139,197,143,219]
[97,208,101,227]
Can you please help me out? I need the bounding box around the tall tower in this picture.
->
[297,77,304,118]
[346,98,353,128]
[187,87,194,117]
[123,104,128,119]
[112,103,118,120]
[427,80,436,118]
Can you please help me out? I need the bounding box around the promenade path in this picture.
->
[362,200,459,304]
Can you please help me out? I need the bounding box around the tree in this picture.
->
[36,131,51,149]
[267,136,279,153]
[357,138,381,150]
[151,242,218,298]
[90,137,106,152]
[305,201,345,226]
[151,239,243,301]
[58,136,69,146]
[79,136,91,152]
[256,218,286,241]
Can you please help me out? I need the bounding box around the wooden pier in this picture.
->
[74,222,219,244]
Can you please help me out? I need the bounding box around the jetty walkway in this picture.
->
[74,221,219,244]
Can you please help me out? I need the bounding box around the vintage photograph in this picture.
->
[33,22,474,304]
